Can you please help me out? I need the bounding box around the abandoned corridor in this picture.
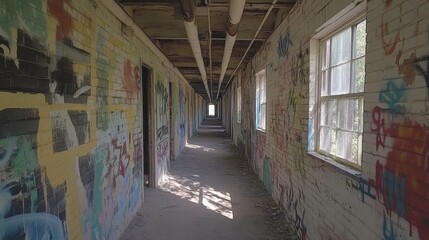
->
[1,0,429,240]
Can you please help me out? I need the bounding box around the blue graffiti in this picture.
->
[1,182,65,240]
[358,178,376,203]
[383,169,406,218]
[383,211,397,240]
[379,80,406,114]
[0,213,65,240]
[277,31,293,58]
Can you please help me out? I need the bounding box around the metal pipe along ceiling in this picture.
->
[180,0,212,102]
[216,0,246,99]
[221,0,277,97]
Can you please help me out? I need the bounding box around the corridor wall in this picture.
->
[0,0,202,239]
[223,0,429,239]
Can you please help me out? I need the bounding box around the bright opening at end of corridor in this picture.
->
[208,104,215,116]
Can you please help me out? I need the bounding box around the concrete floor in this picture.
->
[120,119,297,240]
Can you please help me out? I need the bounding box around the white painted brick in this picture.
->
[382,5,401,24]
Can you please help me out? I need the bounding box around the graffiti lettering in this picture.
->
[414,55,429,98]
[358,178,376,203]
[396,51,416,86]
[371,107,390,150]
[156,77,169,141]
[277,31,293,58]
[381,20,400,56]
[48,0,73,41]
[156,140,169,163]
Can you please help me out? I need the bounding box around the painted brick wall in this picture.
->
[0,0,202,239]
[223,0,429,239]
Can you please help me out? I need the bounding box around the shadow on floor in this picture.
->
[120,120,298,240]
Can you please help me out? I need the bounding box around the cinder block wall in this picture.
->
[0,0,203,239]
[224,0,429,239]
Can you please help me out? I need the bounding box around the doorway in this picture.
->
[208,103,215,116]
[142,64,155,187]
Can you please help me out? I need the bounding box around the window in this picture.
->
[256,69,266,130]
[316,19,366,168]
[208,104,215,116]
[237,86,241,123]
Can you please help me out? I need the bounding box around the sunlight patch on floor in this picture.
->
[186,143,215,152]
[160,174,234,219]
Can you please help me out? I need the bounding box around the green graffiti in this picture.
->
[0,136,40,212]
[82,146,105,238]
[0,0,47,43]
[263,158,272,194]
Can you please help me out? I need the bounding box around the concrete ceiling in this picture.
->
[118,0,297,102]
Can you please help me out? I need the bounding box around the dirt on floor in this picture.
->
[120,120,298,240]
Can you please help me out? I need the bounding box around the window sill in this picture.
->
[256,128,266,133]
[307,151,361,180]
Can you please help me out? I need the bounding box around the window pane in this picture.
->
[352,57,365,93]
[331,63,351,95]
[352,132,361,164]
[322,39,331,70]
[320,126,336,155]
[331,28,351,65]
[259,103,266,129]
[336,130,353,160]
[261,89,266,103]
[353,20,366,58]
[321,70,329,96]
[320,100,337,127]
[338,99,360,131]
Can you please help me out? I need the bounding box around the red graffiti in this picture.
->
[396,51,416,85]
[123,60,140,99]
[370,119,429,239]
[48,0,72,41]
[381,21,400,56]
[385,0,393,8]
[104,133,131,188]
[371,107,391,150]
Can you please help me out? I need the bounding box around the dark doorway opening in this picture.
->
[142,65,151,186]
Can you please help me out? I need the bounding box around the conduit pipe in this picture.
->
[221,0,277,98]
[216,0,246,99]
[208,2,213,101]
[180,0,212,102]
[100,0,188,86]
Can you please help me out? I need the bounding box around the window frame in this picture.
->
[255,69,266,131]
[314,16,366,169]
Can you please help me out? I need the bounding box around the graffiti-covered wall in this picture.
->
[0,0,200,239]
[171,81,187,158]
[223,0,429,239]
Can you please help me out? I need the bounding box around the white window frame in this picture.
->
[237,86,241,123]
[256,69,266,131]
[314,16,366,169]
